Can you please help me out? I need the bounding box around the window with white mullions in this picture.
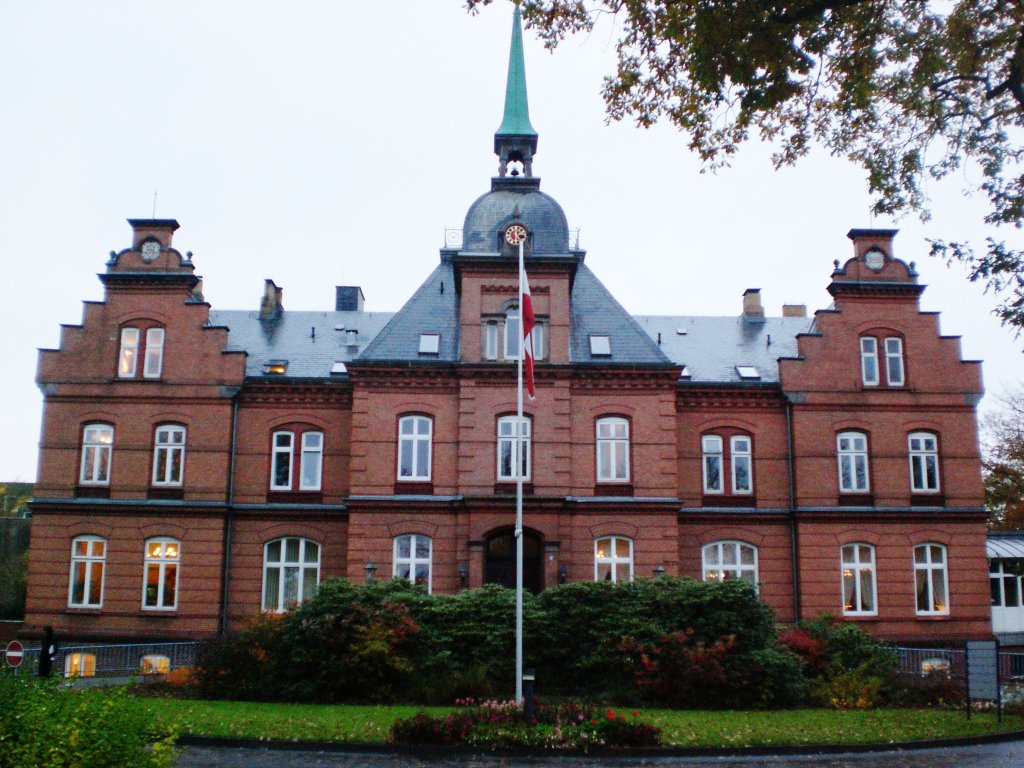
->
[702,541,758,590]
[914,543,949,615]
[702,435,723,493]
[841,543,876,615]
[80,424,113,485]
[143,538,179,610]
[143,328,165,378]
[908,432,940,492]
[398,415,432,481]
[884,337,905,386]
[860,336,879,386]
[594,536,633,582]
[730,436,752,493]
[271,431,294,490]
[497,416,531,481]
[68,536,105,608]
[152,425,185,486]
[596,417,629,482]
[300,432,323,490]
[118,328,140,378]
[837,432,870,492]
[262,537,320,612]
[393,534,432,591]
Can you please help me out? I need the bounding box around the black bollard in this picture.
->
[523,668,535,725]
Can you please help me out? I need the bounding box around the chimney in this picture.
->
[742,288,764,318]
[260,279,283,320]
[336,286,365,312]
[782,304,807,318]
[128,218,179,249]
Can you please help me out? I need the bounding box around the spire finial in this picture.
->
[494,2,538,177]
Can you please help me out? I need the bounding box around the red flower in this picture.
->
[606,708,616,720]
[631,711,638,718]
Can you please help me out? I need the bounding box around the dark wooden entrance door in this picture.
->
[485,529,543,593]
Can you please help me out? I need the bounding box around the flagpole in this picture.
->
[515,237,524,705]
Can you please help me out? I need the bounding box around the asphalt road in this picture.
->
[175,739,1024,768]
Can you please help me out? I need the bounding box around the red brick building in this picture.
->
[25,8,991,647]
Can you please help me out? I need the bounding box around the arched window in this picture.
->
[143,538,180,610]
[68,535,105,608]
[397,415,433,481]
[837,432,870,492]
[702,541,758,588]
[914,543,949,615]
[152,425,186,486]
[393,534,432,592]
[841,543,876,616]
[594,536,633,582]
[596,417,630,482]
[262,537,321,612]
[908,432,940,493]
[79,424,113,485]
[497,415,531,481]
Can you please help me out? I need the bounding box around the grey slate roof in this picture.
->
[570,265,674,366]
[208,309,394,378]
[462,184,569,255]
[358,262,460,362]
[632,315,815,383]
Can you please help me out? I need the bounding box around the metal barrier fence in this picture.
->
[2,641,198,677]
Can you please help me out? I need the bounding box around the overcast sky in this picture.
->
[1,1,1021,482]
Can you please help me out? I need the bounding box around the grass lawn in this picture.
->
[133,697,1024,747]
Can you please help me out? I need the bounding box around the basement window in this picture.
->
[589,335,611,356]
[736,365,760,380]
[263,360,288,375]
[419,333,440,355]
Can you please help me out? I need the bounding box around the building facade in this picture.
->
[25,8,992,647]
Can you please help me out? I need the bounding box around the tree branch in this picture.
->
[769,0,870,25]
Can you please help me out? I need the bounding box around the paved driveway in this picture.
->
[176,739,1024,768]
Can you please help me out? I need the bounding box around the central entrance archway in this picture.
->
[484,528,544,593]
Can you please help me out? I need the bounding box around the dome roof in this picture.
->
[462,183,570,255]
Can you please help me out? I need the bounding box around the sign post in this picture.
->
[4,640,24,669]
[966,640,1001,722]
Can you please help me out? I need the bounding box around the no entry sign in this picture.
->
[5,640,24,667]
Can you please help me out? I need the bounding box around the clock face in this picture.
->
[141,241,161,262]
[864,249,885,271]
[505,224,528,246]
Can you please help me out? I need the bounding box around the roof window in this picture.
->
[736,365,760,380]
[263,360,288,375]
[680,365,691,379]
[419,333,440,355]
[331,361,348,375]
[589,335,611,356]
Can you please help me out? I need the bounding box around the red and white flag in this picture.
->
[521,267,536,399]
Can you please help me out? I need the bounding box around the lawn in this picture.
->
[134,697,1024,747]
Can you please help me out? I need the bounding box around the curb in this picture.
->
[178,728,1024,758]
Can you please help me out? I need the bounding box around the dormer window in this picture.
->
[589,335,611,356]
[418,333,440,355]
[736,365,760,380]
[484,311,544,363]
[263,360,288,375]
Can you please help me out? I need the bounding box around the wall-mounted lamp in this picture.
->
[364,561,378,583]
[653,564,666,578]
[558,564,569,584]
[458,562,469,586]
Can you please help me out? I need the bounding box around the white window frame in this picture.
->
[589,334,611,356]
[79,423,114,486]
[529,322,545,361]
[730,435,753,494]
[914,543,949,616]
[142,537,180,611]
[118,327,139,378]
[393,534,433,592]
[497,415,531,481]
[484,320,498,360]
[594,536,633,583]
[270,431,294,490]
[65,653,97,678]
[143,327,165,378]
[262,537,321,613]
[990,559,1023,608]
[908,432,940,493]
[860,336,879,386]
[596,417,630,483]
[299,431,324,491]
[397,415,432,481]
[837,431,870,492]
[884,336,905,386]
[418,333,440,355]
[504,309,521,360]
[702,541,758,590]
[841,543,877,616]
[701,434,723,494]
[152,424,186,486]
[68,535,106,608]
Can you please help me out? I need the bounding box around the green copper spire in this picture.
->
[496,4,537,137]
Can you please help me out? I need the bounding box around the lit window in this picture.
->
[860,337,879,386]
[80,424,113,485]
[702,435,723,493]
[263,360,288,375]
[497,415,531,481]
[118,328,139,377]
[885,337,905,386]
[595,536,633,582]
[65,653,96,678]
[270,431,294,490]
[68,535,105,608]
[140,655,171,675]
[262,537,320,612]
[837,432,870,492]
[484,321,498,360]
[596,417,629,482]
[152,425,185,486]
[393,534,432,592]
[914,543,949,615]
[921,658,951,675]
[589,335,611,356]
[143,537,179,610]
[398,415,432,481]
[702,541,758,588]
[990,559,1023,608]
[143,328,165,378]
[735,365,760,379]
[908,432,940,493]
[841,543,876,615]
[299,432,324,491]
[418,333,440,355]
